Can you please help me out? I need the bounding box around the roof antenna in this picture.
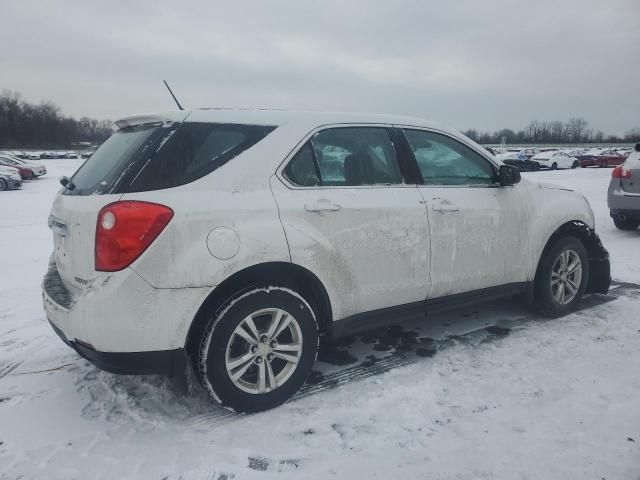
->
[163,80,184,110]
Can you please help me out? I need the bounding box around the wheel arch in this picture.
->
[535,220,610,295]
[185,261,333,357]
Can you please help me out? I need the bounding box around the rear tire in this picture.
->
[571,160,578,169]
[613,216,640,231]
[551,162,558,170]
[196,286,319,413]
[0,179,7,191]
[534,236,589,318]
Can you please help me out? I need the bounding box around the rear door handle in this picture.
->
[304,199,342,212]
[431,198,459,212]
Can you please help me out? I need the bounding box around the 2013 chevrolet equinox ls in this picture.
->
[43,109,611,412]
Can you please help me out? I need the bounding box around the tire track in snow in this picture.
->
[183,282,638,429]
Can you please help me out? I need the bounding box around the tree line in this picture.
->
[2,90,639,149]
[463,118,640,145]
[0,90,113,149]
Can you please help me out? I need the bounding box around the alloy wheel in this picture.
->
[550,249,582,305]
[225,308,303,394]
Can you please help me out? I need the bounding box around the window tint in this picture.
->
[283,143,320,186]
[66,122,276,195]
[403,129,495,186]
[285,127,402,187]
[125,123,275,192]
[68,122,170,195]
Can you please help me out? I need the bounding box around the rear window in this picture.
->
[66,122,276,195]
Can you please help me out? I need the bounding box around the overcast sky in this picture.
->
[2,0,639,134]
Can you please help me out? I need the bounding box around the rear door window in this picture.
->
[284,127,403,187]
[67,122,276,195]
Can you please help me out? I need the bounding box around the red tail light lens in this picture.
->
[95,201,173,272]
[612,166,632,179]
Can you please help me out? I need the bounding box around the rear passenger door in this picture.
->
[271,126,430,321]
[400,128,529,299]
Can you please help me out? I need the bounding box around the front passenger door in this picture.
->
[401,128,529,299]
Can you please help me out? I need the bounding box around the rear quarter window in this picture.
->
[124,123,276,192]
[67,122,276,195]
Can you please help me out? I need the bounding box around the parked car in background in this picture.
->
[608,143,640,230]
[520,148,540,159]
[43,109,610,413]
[81,150,95,159]
[0,156,35,179]
[28,152,43,160]
[495,152,541,171]
[590,149,627,168]
[530,151,578,170]
[0,154,47,177]
[0,166,23,190]
[66,151,79,159]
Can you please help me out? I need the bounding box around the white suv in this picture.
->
[43,109,611,412]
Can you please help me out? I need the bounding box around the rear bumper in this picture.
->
[610,209,640,220]
[42,259,211,360]
[48,320,186,376]
[608,188,640,212]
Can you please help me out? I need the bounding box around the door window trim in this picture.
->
[276,123,419,190]
[395,125,502,188]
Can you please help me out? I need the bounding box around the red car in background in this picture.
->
[579,149,627,168]
[0,158,34,179]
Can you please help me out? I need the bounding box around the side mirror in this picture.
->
[59,176,70,187]
[498,164,521,186]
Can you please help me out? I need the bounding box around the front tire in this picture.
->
[551,162,558,170]
[534,236,589,318]
[572,160,578,169]
[197,286,319,413]
[0,179,7,191]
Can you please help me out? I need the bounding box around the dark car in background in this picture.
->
[608,143,640,230]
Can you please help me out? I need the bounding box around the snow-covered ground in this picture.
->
[1,161,639,479]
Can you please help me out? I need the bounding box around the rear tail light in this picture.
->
[95,201,173,272]
[612,165,632,179]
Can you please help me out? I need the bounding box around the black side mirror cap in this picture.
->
[59,176,69,187]
[498,164,521,186]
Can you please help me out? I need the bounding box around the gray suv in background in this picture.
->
[608,143,640,230]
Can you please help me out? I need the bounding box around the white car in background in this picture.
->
[530,150,579,170]
[0,154,47,177]
[43,109,611,412]
[0,154,46,178]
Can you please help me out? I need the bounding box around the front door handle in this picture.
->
[431,198,459,212]
[304,199,342,213]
